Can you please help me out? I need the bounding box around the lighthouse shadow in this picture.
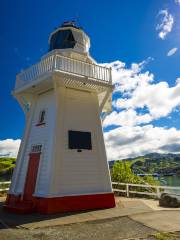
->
[0,201,108,229]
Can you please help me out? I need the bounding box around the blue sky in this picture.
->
[0,0,180,159]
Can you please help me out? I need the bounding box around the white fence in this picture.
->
[112,182,180,199]
[15,54,112,90]
[0,181,11,193]
[1,181,180,200]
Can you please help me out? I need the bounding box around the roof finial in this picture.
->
[61,20,76,27]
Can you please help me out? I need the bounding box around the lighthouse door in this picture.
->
[23,152,41,201]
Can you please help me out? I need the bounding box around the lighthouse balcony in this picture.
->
[14,53,112,93]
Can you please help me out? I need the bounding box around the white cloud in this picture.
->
[176,78,180,84]
[103,58,154,94]
[101,57,180,159]
[0,139,20,157]
[104,125,180,160]
[104,109,152,127]
[103,59,180,127]
[156,9,174,40]
[167,47,178,56]
[113,79,180,120]
[175,0,180,5]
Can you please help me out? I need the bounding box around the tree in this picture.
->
[111,161,142,184]
[111,161,159,185]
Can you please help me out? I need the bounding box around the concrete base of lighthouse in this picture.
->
[4,193,115,214]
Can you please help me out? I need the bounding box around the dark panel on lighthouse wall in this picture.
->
[68,130,92,150]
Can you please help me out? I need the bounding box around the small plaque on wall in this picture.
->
[31,144,42,153]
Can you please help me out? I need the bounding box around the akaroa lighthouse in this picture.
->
[5,22,115,213]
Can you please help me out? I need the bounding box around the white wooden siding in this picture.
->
[13,90,55,194]
[51,87,112,196]
[11,86,112,197]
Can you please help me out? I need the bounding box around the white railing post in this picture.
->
[109,67,112,84]
[126,184,129,197]
[53,54,57,71]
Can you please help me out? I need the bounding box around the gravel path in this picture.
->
[0,216,156,240]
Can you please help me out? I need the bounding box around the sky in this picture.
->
[0,0,180,160]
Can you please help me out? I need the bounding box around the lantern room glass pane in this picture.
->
[49,30,76,51]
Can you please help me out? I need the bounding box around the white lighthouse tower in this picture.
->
[5,22,115,214]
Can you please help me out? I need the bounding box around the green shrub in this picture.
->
[112,161,142,184]
[0,158,16,175]
[111,161,160,197]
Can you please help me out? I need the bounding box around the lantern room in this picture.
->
[49,21,90,54]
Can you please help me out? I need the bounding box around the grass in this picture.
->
[152,232,180,240]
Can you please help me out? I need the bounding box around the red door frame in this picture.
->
[23,153,41,201]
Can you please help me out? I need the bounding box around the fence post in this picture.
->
[156,186,161,199]
[126,184,129,197]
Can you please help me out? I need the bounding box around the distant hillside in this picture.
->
[0,157,16,180]
[109,153,180,176]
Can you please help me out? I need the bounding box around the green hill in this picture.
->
[0,157,16,181]
[124,153,180,176]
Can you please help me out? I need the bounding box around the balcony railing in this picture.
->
[15,54,112,91]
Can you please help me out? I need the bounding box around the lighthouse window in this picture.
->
[49,30,76,51]
[68,130,92,150]
[38,110,46,125]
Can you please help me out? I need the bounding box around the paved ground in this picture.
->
[0,216,157,240]
[130,210,180,232]
[0,197,180,240]
[0,197,153,229]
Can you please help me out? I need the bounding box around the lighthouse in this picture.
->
[4,21,115,214]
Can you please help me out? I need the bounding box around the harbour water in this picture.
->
[159,175,180,195]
